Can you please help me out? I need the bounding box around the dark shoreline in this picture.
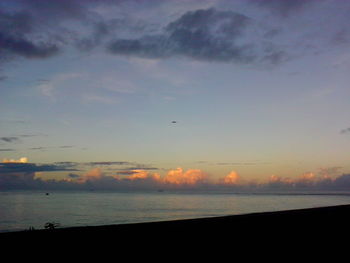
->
[2,204,350,242]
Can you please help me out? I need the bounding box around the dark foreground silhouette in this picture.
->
[0,205,350,240]
[2,204,350,251]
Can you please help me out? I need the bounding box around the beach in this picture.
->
[2,204,350,245]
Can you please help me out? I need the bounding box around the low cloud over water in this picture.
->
[1,158,350,193]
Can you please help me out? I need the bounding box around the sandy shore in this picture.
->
[2,204,350,245]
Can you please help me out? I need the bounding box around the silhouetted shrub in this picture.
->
[44,222,60,230]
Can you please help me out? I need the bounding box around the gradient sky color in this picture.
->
[1,0,350,189]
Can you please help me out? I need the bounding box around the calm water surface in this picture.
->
[1,191,350,232]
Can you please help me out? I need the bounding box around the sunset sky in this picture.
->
[1,0,350,191]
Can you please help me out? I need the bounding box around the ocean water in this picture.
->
[1,190,350,232]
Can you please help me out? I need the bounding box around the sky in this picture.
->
[1,0,350,192]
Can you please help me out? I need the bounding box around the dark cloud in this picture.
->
[0,162,79,174]
[0,10,59,61]
[0,0,88,64]
[206,173,350,193]
[0,170,37,190]
[0,161,159,191]
[263,28,281,38]
[127,166,157,170]
[50,161,158,173]
[19,0,86,20]
[84,161,158,173]
[340,128,350,134]
[166,8,252,62]
[87,161,133,166]
[0,137,19,143]
[67,173,80,178]
[261,50,288,65]
[0,1,346,71]
[259,173,350,192]
[0,134,46,144]
[107,8,258,63]
[19,134,45,138]
[0,10,33,36]
[28,145,74,151]
[0,0,138,65]
[0,162,79,189]
[250,0,311,16]
[29,147,48,150]
[53,160,155,169]
[331,174,350,190]
[0,32,59,59]
[54,161,79,166]
[76,19,121,51]
[116,170,139,175]
[0,170,81,191]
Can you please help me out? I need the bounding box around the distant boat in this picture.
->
[45,193,49,196]
[157,189,164,192]
[171,121,177,123]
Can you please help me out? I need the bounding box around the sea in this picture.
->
[1,190,350,232]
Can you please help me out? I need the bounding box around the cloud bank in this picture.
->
[1,158,350,193]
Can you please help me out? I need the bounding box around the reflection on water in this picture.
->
[1,191,350,232]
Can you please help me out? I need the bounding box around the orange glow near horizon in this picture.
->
[128,169,161,181]
[2,157,28,163]
[162,167,207,185]
[3,156,343,188]
[221,171,240,185]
